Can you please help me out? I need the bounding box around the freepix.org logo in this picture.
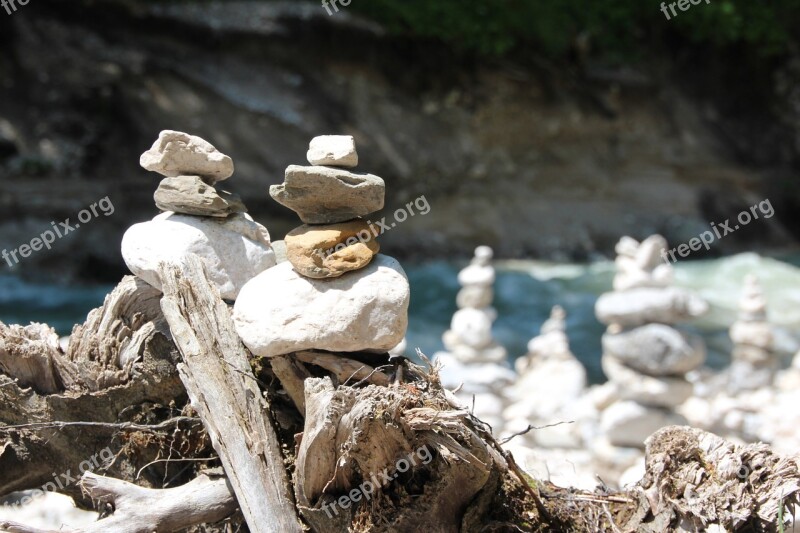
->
[2,0,31,16]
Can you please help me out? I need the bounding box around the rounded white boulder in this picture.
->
[121,212,275,300]
[233,254,410,357]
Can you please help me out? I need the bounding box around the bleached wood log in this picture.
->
[293,350,390,386]
[270,355,311,415]
[159,256,303,533]
[0,472,236,533]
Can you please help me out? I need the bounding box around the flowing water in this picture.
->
[3,252,800,384]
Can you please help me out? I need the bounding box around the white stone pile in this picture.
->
[728,275,777,392]
[122,130,276,300]
[442,246,507,364]
[233,135,410,359]
[595,235,708,449]
[435,246,514,430]
[504,305,590,449]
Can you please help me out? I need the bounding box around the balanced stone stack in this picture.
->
[436,246,514,431]
[233,136,409,358]
[122,130,276,300]
[504,306,589,448]
[728,275,777,392]
[442,246,507,364]
[595,235,709,449]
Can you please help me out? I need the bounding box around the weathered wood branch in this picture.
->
[270,355,311,415]
[0,472,236,533]
[293,350,390,386]
[159,256,303,533]
[0,276,188,503]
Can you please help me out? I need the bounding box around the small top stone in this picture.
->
[457,246,495,287]
[738,274,767,322]
[140,130,234,182]
[307,135,358,168]
[613,234,673,291]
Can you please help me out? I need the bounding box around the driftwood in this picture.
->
[293,350,390,387]
[640,426,800,531]
[0,472,236,533]
[0,276,192,505]
[158,256,303,533]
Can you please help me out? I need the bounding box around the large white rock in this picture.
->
[601,324,705,376]
[233,254,410,357]
[140,130,234,182]
[595,287,709,327]
[121,212,275,300]
[602,355,692,408]
[601,401,687,448]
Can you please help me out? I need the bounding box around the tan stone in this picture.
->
[285,220,379,279]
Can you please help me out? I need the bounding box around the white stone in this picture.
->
[440,338,508,364]
[601,401,688,448]
[595,287,709,327]
[457,246,495,287]
[613,235,674,291]
[389,337,407,357]
[140,130,234,182]
[457,264,495,287]
[508,358,587,418]
[306,135,358,167]
[121,212,275,300]
[434,352,515,395]
[729,321,773,350]
[233,254,410,357]
[445,307,495,350]
[602,355,692,408]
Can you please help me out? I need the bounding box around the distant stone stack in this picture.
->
[728,275,777,392]
[442,246,507,364]
[122,130,276,300]
[436,246,514,431]
[595,235,708,449]
[504,306,588,448]
[233,136,410,359]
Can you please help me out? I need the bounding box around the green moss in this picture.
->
[352,0,799,61]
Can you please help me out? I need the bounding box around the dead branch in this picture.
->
[293,350,390,386]
[159,256,303,533]
[0,276,187,502]
[0,472,236,533]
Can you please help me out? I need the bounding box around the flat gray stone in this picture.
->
[595,287,708,327]
[140,130,234,182]
[270,165,384,224]
[602,355,692,408]
[154,176,246,217]
[602,324,706,376]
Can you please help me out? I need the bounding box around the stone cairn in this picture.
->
[504,305,588,448]
[232,135,410,360]
[122,130,276,300]
[436,246,514,431]
[442,246,507,364]
[728,275,777,392]
[595,235,709,449]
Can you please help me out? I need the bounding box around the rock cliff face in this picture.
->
[0,0,797,281]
